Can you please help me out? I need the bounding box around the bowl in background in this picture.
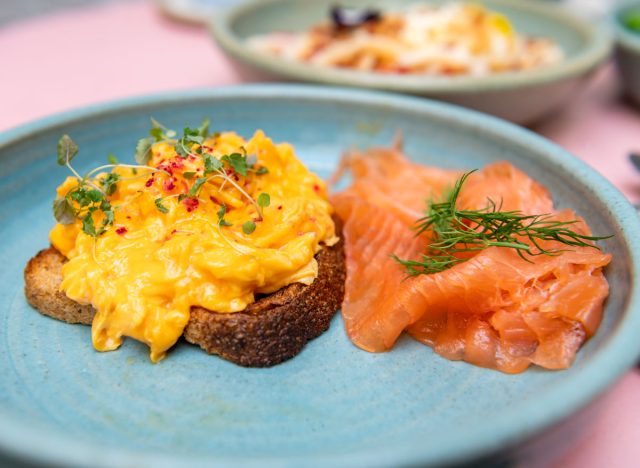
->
[614,2,640,106]
[210,0,612,125]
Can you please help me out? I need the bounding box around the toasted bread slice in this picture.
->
[24,237,345,367]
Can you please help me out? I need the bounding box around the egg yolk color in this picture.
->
[49,131,337,362]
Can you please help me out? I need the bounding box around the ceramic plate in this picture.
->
[0,85,639,468]
[210,0,612,124]
[155,0,244,24]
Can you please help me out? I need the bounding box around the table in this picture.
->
[1,1,638,466]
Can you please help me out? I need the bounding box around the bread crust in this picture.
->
[24,248,95,325]
[23,236,345,367]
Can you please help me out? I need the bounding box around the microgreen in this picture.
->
[203,154,223,175]
[82,215,96,237]
[135,137,153,165]
[57,135,78,166]
[196,118,210,139]
[52,197,76,225]
[189,177,208,197]
[52,119,272,242]
[102,173,121,196]
[150,117,176,141]
[257,193,270,208]
[53,133,166,238]
[175,144,189,158]
[154,197,169,214]
[221,153,248,176]
[394,171,611,276]
[242,221,256,235]
[217,204,232,227]
[182,131,203,146]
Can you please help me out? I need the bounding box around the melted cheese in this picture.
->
[50,131,337,362]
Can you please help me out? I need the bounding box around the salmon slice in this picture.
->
[331,146,462,226]
[331,148,611,373]
[332,194,425,351]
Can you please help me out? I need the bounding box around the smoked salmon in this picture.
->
[331,147,611,373]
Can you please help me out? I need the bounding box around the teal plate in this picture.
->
[1,85,639,468]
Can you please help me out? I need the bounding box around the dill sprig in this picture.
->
[394,170,611,276]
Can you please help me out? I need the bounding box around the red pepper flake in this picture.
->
[163,178,176,192]
[277,205,283,210]
[182,197,199,212]
[115,227,128,236]
[171,229,177,235]
[313,184,320,192]
[170,159,184,170]
[126,216,131,220]
[233,174,240,181]
[157,163,173,175]
[145,178,155,187]
[188,155,196,161]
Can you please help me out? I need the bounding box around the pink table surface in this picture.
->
[1,1,639,466]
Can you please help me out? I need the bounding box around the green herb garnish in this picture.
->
[53,134,168,237]
[221,153,248,176]
[217,204,232,227]
[135,138,153,165]
[394,171,610,276]
[102,173,121,196]
[257,193,270,208]
[154,197,169,214]
[189,177,208,197]
[53,118,271,240]
[242,221,256,234]
[622,9,640,33]
[203,154,223,175]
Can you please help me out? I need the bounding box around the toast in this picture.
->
[24,235,345,367]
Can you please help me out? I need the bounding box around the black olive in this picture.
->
[330,5,381,30]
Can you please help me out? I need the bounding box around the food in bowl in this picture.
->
[248,2,564,76]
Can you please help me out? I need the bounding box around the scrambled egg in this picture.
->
[50,130,337,362]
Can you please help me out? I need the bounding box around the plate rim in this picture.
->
[0,84,639,468]
[208,0,612,94]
